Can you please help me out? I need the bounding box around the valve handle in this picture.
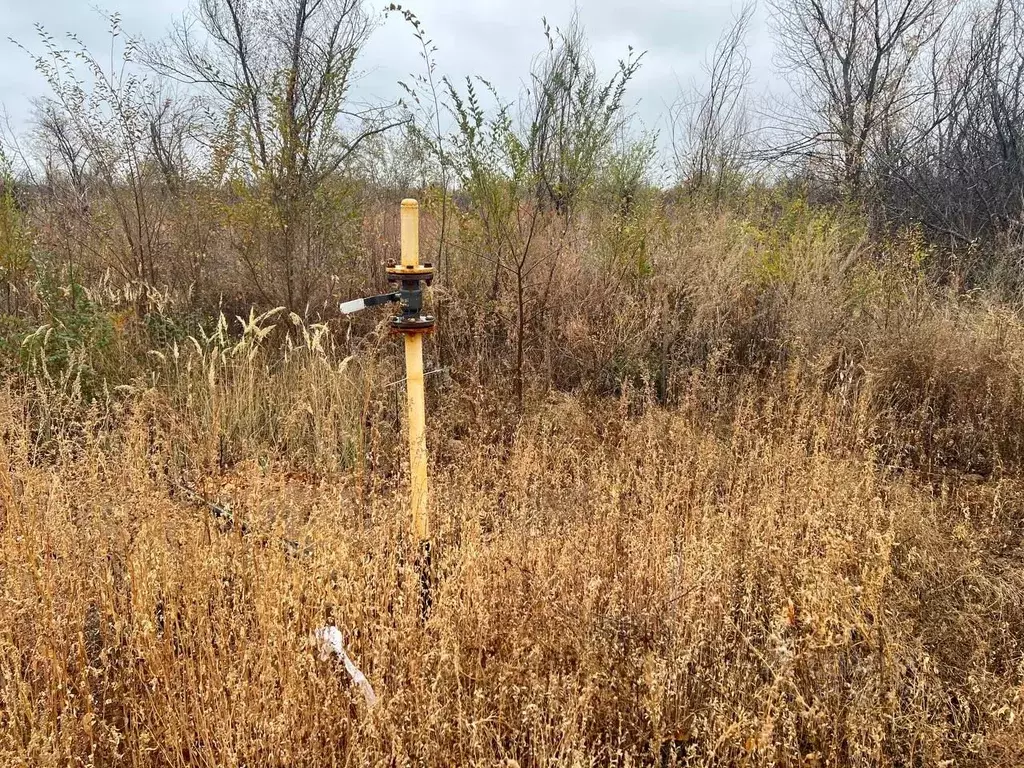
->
[339,291,400,315]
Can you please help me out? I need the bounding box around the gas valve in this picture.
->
[339,260,435,333]
[385,259,435,332]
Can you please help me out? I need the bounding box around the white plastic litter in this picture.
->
[312,625,379,707]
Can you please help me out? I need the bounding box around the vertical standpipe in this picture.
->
[400,199,429,542]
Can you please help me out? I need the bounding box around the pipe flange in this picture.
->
[391,315,435,333]
[386,263,435,284]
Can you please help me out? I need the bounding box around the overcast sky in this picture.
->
[1,0,781,161]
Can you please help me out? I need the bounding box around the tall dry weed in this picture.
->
[2,366,1022,766]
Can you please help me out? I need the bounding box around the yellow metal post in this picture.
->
[400,199,429,542]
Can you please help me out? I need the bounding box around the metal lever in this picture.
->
[339,291,400,315]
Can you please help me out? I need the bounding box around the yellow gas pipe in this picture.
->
[400,199,430,544]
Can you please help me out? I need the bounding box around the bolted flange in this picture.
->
[386,259,435,333]
[390,315,435,333]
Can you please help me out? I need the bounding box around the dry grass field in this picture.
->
[2,2,1024,756]
[3,207,1024,765]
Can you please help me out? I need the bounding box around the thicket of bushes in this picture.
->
[0,2,1018,426]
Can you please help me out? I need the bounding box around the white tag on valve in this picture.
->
[312,625,379,708]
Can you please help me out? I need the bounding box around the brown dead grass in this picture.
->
[2,362,1023,767]
[3,200,1024,766]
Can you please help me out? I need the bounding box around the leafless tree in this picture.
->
[767,0,951,196]
[525,13,643,215]
[146,96,199,194]
[877,0,1024,280]
[445,20,643,406]
[19,15,171,299]
[669,1,755,198]
[147,0,405,310]
[35,103,89,196]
